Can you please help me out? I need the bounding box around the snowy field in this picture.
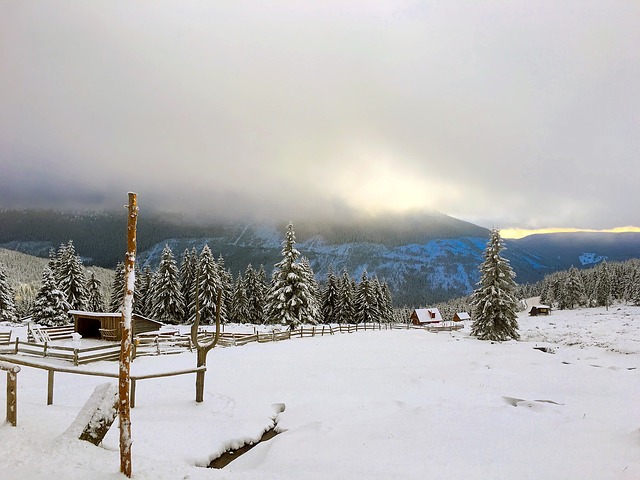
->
[1,304,639,479]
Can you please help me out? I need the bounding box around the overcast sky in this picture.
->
[1,1,639,231]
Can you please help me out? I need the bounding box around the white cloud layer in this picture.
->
[1,1,638,229]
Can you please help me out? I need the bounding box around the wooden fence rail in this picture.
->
[0,354,204,408]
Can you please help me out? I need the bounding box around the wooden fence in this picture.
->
[1,339,121,366]
[0,354,205,408]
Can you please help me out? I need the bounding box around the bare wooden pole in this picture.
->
[119,192,137,478]
[190,285,221,403]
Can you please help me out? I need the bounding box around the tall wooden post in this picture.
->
[119,192,137,478]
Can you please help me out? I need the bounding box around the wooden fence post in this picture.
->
[1,363,20,426]
[47,370,54,405]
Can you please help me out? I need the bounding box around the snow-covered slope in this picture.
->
[0,304,638,479]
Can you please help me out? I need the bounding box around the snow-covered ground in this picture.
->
[1,304,639,479]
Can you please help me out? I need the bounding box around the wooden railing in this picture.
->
[1,339,121,366]
[0,354,205,408]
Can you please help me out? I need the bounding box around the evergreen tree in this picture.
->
[267,223,319,328]
[379,280,394,322]
[244,264,265,324]
[179,248,197,322]
[33,267,71,326]
[354,270,379,324]
[135,265,153,316]
[109,262,125,312]
[564,266,585,309]
[86,271,105,312]
[321,268,341,324]
[595,261,612,310]
[149,245,185,324]
[192,244,223,324]
[217,255,233,324]
[470,228,520,341]
[230,274,250,323]
[0,264,17,322]
[56,240,88,311]
[337,269,355,324]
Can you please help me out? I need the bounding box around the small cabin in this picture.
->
[528,305,551,316]
[453,312,470,322]
[69,310,163,341]
[410,308,442,325]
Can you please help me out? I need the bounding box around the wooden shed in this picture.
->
[69,310,163,341]
[453,312,470,322]
[410,308,442,326]
[528,305,551,316]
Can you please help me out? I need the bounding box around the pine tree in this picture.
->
[470,228,520,341]
[179,248,197,322]
[321,268,341,324]
[379,280,394,322]
[354,270,379,324]
[86,271,105,312]
[109,262,125,312]
[135,265,153,316]
[217,255,233,324]
[33,267,71,326]
[337,269,355,324]
[192,244,223,324]
[267,223,319,328]
[56,240,88,311]
[244,264,265,324]
[230,274,250,323]
[149,245,185,324]
[595,261,612,310]
[564,266,585,309]
[0,264,17,322]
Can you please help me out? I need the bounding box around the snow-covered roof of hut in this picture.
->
[529,305,551,311]
[455,312,470,320]
[68,310,121,318]
[412,308,442,323]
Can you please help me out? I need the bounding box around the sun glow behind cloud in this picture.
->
[329,153,458,215]
[501,226,640,239]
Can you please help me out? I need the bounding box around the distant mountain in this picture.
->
[1,209,638,306]
[511,231,640,269]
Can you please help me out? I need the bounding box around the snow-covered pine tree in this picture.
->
[149,245,185,324]
[595,260,612,310]
[244,264,265,324]
[470,228,520,341]
[109,262,125,313]
[191,244,223,324]
[135,265,152,317]
[230,274,250,323]
[564,266,585,309]
[217,254,233,324]
[354,270,380,324]
[56,240,88,311]
[379,280,394,322]
[0,264,17,322]
[86,271,105,312]
[337,269,355,324]
[33,267,71,326]
[300,257,321,324]
[179,248,197,322]
[321,268,340,324]
[266,223,318,328]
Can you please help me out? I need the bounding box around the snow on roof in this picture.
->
[530,305,551,310]
[67,310,121,318]
[412,308,442,323]
[455,312,470,320]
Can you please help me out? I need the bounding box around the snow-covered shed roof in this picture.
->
[455,312,470,320]
[411,308,442,323]
[68,310,121,318]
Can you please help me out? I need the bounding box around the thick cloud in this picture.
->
[1,1,638,229]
